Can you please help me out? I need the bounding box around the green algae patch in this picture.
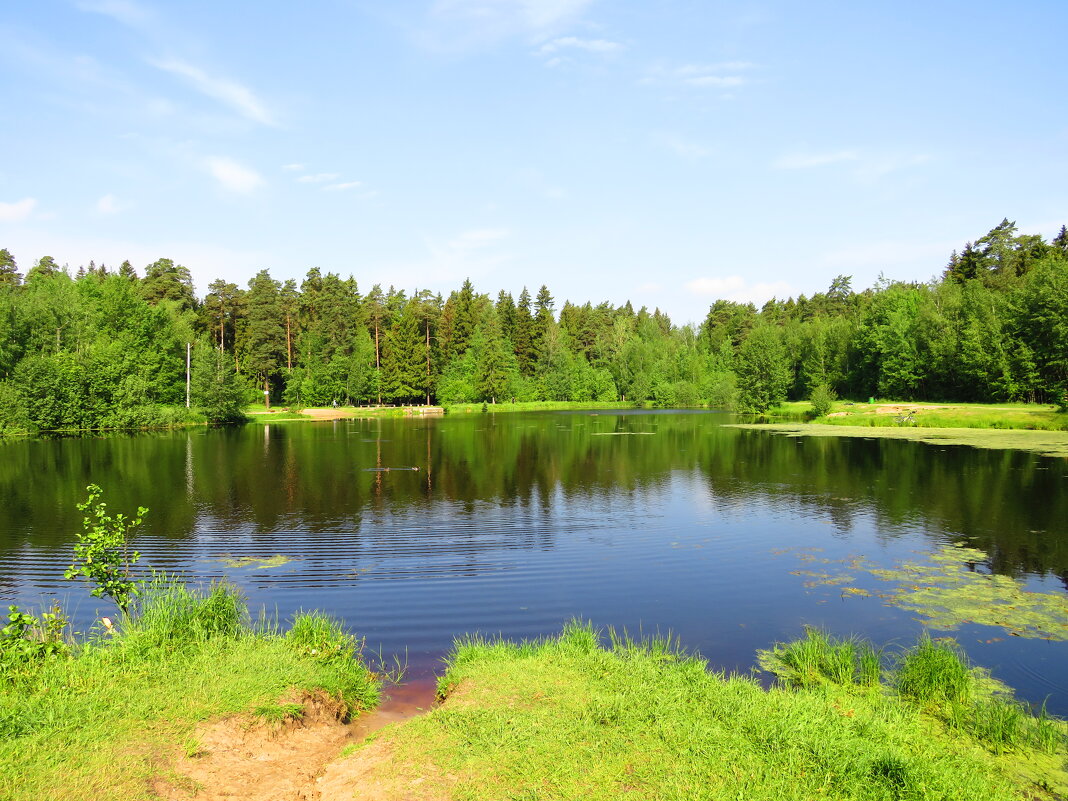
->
[322,623,1067,801]
[730,422,1068,458]
[217,554,295,569]
[788,544,1068,640]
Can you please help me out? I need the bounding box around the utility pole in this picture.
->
[186,342,191,408]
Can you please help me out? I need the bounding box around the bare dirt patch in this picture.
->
[154,682,437,801]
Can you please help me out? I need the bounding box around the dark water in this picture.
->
[2,411,1066,712]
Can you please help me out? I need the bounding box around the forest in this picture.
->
[0,218,1066,435]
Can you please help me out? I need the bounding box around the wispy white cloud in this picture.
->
[151,58,275,126]
[773,149,931,180]
[323,181,364,192]
[774,150,860,170]
[205,157,265,194]
[75,0,150,28]
[0,198,37,223]
[643,62,756,92]
[539,36,622,54]
[853,153,932,181]
[653,132,711,159]
[418,0,595,51]
[282,163,305,172]
[297,172,341,184]
[401,227,513,285]
[95,194,120,215]
[685,275,796,305]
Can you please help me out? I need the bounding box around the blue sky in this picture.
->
[2,0,1065,324]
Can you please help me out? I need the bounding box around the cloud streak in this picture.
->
[644,62,756,92]
[685,275,795,305]
[151,59,275,125]
[774,150,860,170]
[539,36,622,54]
[0,198,37,223]
[419,0,595,51]
[95,194,120,215]
[206,157,265,194]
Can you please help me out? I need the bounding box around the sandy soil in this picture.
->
[154,682,438,801]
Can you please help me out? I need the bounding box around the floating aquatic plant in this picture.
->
[787,543,1068,640]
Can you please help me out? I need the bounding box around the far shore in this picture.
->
[730,422,1068,458]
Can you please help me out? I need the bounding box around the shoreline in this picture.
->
[730,421,1068,458]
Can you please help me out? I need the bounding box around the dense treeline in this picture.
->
[0,218,1066,434]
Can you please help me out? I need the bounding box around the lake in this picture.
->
[2,410,1066,711]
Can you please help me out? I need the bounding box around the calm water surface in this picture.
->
[2,411,1066,711]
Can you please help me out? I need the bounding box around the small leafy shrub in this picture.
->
[65,484,146,614]
[809,383,837,418]
[0,604,68,680]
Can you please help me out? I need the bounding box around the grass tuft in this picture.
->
[894,633,974,706]
[757,627,882,688]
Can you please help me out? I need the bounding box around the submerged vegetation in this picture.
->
[1,218,1066,434]
[330,622,1067,800]
[786,543,1068,639]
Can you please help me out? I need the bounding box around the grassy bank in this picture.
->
[332,624,1067,800]
[0,578,379,800]
[730,423,1068,458]
[770,400,1068,431]
[244,400,630,422]
[445,400,628,414]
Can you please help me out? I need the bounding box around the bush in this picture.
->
[809,383,837,418]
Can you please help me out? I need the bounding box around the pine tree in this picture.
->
[0,249,21,287]
[141,258,195,311]
[26,255,60,283]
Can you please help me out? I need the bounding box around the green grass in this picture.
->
[334,622,1067,800]
[769,399,1068,432]
[0,580,379,801]
[757,626,882,688]
[731,422,1068,458]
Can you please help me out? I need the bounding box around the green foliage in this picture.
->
[0,604,68,681]
[64,484,146,614]
[1,216,1067,433]
[809,382,837,417]
[192,343,248,425]
[735,324,790,412]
